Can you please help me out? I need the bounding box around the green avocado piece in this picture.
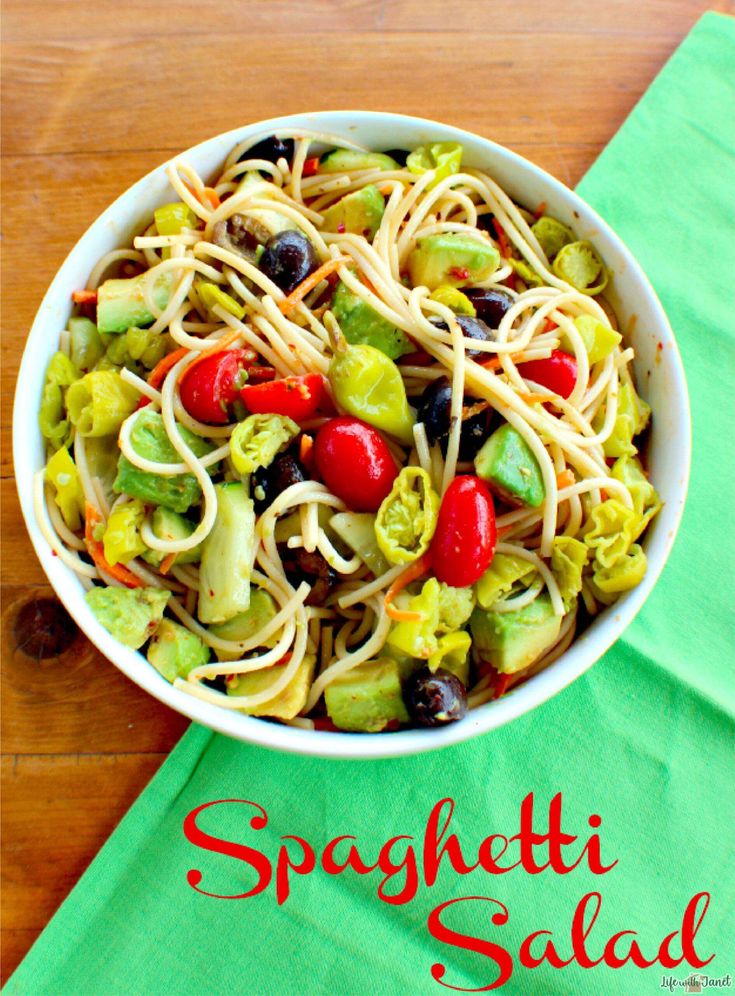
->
[209,589,279,662]
[325,657,410,733]
[113,409,215,513]
[407,234,500,290]
[147,618,210,682]
[331,281,411,359]
[474,423,545,508]
[469,595,561,675]
[85,586,170,649]
[319,149,400,173]
[321,184,385,239]
[226,654,316,720]
[329,511,390,577]
[97,272,172,334]
[141,507,203,567]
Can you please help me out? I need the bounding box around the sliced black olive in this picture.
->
[431,314,497,360]
[259,230,318,294]
[405,667,467,727]
[238,135,295,166]
[282,549,337,607]
[212,214,262,263]
[463,288,514,328]
[416,376,492,460]
[476,213,495,233]
[252,451,306,514]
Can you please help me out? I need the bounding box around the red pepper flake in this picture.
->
[336,223,346,234]
[494,673,511,699]
[544,317,558,333]
[657,341,663,351]
[449,266,470,281]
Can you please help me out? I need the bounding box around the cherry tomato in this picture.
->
[314,416,398,512]
[430,475,496,587]
[179,348,255,424]
[240,373,332,422]
[517,350,577,399]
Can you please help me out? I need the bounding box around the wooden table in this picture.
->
[2,0,730,981]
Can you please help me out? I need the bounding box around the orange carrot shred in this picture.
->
[299,434,314,469]
[72,289,98,304]
[147,347,190,390]
[159,553,177,575]
[279,256,351,315]
[201,187,221,209]
[556,469,576,489]
[84,503,145,588]
[384,553,433,622]
[176,329,241,385]
[516,391,558,405]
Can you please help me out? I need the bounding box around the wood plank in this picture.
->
[0,142,602,478]
[1,753,167,983]
[1,33,677,157]
[1,582,190,755]
[1,0,726,42]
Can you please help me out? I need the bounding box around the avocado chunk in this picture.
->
[474,423,545,508]
[147,618,210,682]
[331,281,411,360]
[198,482,256,625]
[141,508,203,567]
[113,409,216,513]
[325,657,409,732]
[408,234,500,290]
[322,184,385,239]
[209,589,279,662]
[97,272,172,334]
[329,511,390,577]
[320,149,400,173]
[226,654,316,720]
[85,586,170,649]
[470,595,561,674]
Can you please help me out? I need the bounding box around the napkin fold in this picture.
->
[7,13,735,994]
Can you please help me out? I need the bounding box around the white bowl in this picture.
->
[13,111,690,759]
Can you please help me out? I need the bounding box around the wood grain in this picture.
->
[1,0,726,983]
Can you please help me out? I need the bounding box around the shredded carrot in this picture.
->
[534,201,547,220]
[183,181,221,210]
[556,469,576,490]
[384,553,432,622]
[159,553,177,575]
[516,391,558,405]
[544,317,558,333]
[72,289,98,304]
[299,433,314,470]
[302,157,320,177]
[492,219,512,259]
[279,256,351,315]
[378,183,394,196]
[360,272,378,296]
[477,355,503,371]
[462,400,491,420]
[496,524,513,539]
[147,347,190,390]
[84,504,145,588]
[176,329,242,385]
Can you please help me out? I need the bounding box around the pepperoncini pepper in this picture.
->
[375,467,440,565]
[327,333,415,445]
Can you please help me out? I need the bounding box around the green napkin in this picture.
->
[8,13,735,995]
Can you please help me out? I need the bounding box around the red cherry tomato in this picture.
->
[240,373,332,422]
[430,476,496,587]
[314,416,398,512]
[517,350,577,399]
[179,348,255,424]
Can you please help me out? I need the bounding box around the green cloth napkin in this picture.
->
[8,13,735,995]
